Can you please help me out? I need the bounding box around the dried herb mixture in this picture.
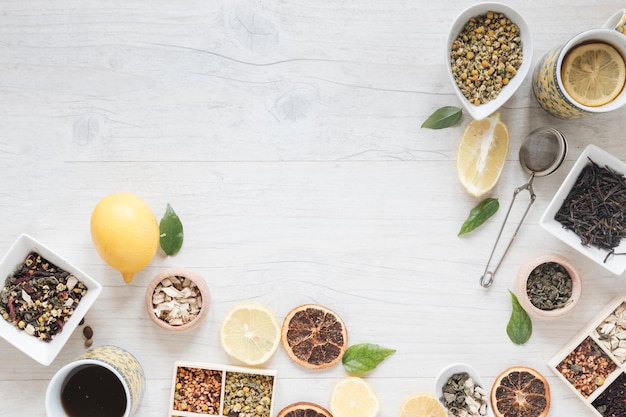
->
[0,252,87,342]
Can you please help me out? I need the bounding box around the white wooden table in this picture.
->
[1,1,626,416]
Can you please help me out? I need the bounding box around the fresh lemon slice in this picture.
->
[456,112,509,197]
[398,393,447,417]
[219,304,280,365]
[561,42,625,107]
[330,377,379,417]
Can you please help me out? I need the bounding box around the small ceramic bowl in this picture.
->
[540,144,626,275]
[446,3,533,120]
[0,234,102,366]
[514,253,581,320]
[435,363,494,417]
[145,268,210,332]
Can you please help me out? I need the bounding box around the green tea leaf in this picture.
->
[342,343,396,374]
[507,290,532,345]
[458,198,499,236]
[159,203,184,256]
[421,106,463,129]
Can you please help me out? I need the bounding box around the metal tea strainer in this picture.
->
[479,127,567,288]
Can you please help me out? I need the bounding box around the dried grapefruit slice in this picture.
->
[490,366,550,417]
[277,401,333,417]
[281,304,348,369]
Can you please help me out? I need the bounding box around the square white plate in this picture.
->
[540,145,626,275]
[0,234,102,365]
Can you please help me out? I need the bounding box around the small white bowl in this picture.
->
[514,253,582,320]
[435,363,494,417]
[0,234,102,366]
[446,3,533,120]
[540,145,626,275]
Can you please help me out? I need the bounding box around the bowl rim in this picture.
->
[145,268,210,332]
[514,252,582,320]
[540,144,626,275]
[0,233,102,366]
[434,362,493,416]
[446,2,533,120]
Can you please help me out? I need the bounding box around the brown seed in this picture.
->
[84,338,93,347]
[82,325,93,339]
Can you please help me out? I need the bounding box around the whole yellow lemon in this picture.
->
[90,192,159,283]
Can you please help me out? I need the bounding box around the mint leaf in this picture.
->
[421,106,462,129]
[458,198,499,236]
[342,343,396,374]
[507,290,532,344]
[159,203,184,256]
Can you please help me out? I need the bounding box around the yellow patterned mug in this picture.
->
[532,10,626,119]
[45,345,145,417]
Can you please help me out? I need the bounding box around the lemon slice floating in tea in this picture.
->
[561,42,626,107]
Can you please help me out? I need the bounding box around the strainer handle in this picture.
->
[479,175,537,288]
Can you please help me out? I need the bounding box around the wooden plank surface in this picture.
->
[1,1,626,416]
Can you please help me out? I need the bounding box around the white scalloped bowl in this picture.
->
[446,3,533,120]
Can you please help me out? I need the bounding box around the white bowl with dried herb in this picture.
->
[145,268,210,332]
[435,362,493,417]
[514,253,581,320]
[0,234,102,366]
[447,3,533,120]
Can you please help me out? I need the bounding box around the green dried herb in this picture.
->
[458,197,499,236]
[421,106,462,129]
[159,203,184,256]
[342,343,396,374]
[507,290,532,345]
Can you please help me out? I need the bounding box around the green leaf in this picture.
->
[507,290,532,345]
[458,198,499,236]
[421,106,463,129]
[159,203,184,256]
[342,343,396,374]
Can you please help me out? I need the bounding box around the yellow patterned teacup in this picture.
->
[45,345,145,417]
[532,10,626,119]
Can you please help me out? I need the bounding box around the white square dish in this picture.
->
[540,145,626,275]
[0,234,102,366]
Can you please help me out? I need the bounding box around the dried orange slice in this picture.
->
[491,366,550,417]
[561,42,626,107]
[277,401,333,417]
[281,304,348,369]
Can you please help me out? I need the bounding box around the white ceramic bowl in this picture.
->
[446,3,533,120]
[514,253,582,320]
[435,362,494,417]
[0,234,102,366]
[540,145,626,275]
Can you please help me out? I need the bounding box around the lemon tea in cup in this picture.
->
[533,10,626,119]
